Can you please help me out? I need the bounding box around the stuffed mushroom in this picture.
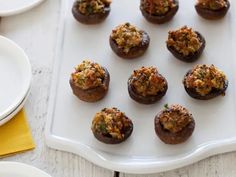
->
[166,26,205,62]
[128,66,168,104]
[195,0,230,20]
[72,0,111,24]
[183,64,228,100]
[140,0,179,24]
[109,23,150,59]
[70,60,110,102]
[91,107,133,144]
[155,104,195,144]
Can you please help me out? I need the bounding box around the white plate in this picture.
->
[46,0,236,174]
[0,87,30,126]
[0,36,31,120]
[0,0,45,16]
[0,161,51,177]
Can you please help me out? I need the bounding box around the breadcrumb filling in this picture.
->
[130,66,166,97]
[71,60,105,90]
[77,0,111,15]
[184,64,226,96]
[141,0,176,15]
[111,23,143,54]
[197,0,227,10]
[159,104,193,133]
[92,108,132,140]
[167,26,202,56]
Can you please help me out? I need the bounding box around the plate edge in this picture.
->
[44,0,236,174]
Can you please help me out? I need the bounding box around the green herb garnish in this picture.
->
[99,123,107,134]
[164,103,169,109]
[87,5,93,14]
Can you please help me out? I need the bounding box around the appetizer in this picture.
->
[69,60,110,102]
[166,26,205,62]
[183,64,228,100]
[195,0,230,20]
[140,0,179,24]
[72,0,111,24]
[128,66,168,104]
[155,104,195,144]
[109,23,150,59]
[91,107,133,144]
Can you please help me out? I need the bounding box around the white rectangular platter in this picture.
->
[46,0,236,174]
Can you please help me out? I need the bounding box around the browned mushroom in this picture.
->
[195,0,230,20]
[91,108,133,144]
[109,23,150,59]
[69,60,110,102]
[155,104,195,144]
[183,64,228,100]
[140,0,179,24]
[128,66,168,104]
[166,26,205,62]
[72,0,111,24]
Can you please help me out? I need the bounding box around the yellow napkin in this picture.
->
[0,109,35,158]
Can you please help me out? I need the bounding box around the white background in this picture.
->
[1,0,236,176]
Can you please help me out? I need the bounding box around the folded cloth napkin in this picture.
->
[0,109,35,158]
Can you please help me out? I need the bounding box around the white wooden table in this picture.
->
[1,0,236,176]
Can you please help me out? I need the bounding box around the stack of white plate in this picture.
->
[0,36,31,126]
[0,162,51,177]
[0,0,45,16]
